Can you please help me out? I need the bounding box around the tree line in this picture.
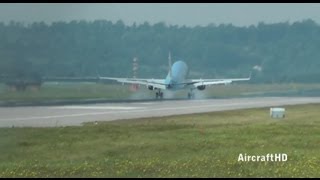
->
[1,19,320,87]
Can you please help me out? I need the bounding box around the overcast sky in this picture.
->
[0,3,320,27]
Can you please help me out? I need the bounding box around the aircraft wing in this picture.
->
[99,77,167,90]
[187,74,251,88]
[43,76,99,82]
[42,76,167,89]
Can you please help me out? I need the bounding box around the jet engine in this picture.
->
[197,85,206,90]
[148,85,154,90]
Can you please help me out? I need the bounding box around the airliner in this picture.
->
[99,53,251,99]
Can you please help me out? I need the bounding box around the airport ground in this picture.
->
[0,103,320,177]
[1,97,320,127]
[1,82,320,177]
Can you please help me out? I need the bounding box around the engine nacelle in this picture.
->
[148,85,154,90]
[197,85,206,90]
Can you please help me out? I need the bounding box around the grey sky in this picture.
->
[0,3,320,27]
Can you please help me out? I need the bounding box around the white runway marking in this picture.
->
[53,106,142,110]
[133,102,155,105]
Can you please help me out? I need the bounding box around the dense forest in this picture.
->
[1,19,320,84]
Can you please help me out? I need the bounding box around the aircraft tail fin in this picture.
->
[168,52,172,78]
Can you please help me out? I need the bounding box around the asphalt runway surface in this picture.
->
[1,97,320,128]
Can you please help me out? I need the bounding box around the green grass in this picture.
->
[204,83,320,97]
[0,83,149,101]
[0,103,320,177]
[1,82,320,102]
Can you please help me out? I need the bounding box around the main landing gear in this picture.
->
[156,90,164,99]
[188,89,195,99]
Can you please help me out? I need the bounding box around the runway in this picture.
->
[1,97,320,127]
